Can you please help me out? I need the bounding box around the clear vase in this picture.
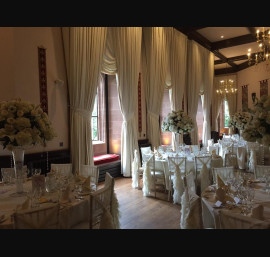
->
[173,133,184,152]
[12,147,25,195]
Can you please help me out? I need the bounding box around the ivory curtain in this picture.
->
[211,77,224,131]
[226,74,237,116]
[201,50,214,147]
[169,29,188,149]
[186,40,203,145]
[141,27,170,149]
[110,27,142,177]
[62,27,107,173]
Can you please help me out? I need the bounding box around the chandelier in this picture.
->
[216,77,237,99]
[247,27,270,66]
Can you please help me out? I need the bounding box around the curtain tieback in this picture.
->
[147,111,159,120]
[70,106,92,120]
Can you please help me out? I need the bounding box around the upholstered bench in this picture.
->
[93,154,121,182]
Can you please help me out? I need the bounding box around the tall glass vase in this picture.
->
[12,147,25,195]
[173,133,184,152]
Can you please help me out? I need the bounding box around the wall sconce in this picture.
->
[54,79,64,87]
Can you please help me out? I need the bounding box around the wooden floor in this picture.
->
[111,176,181,229]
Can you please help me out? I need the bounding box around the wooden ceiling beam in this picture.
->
[214,54,248,65]
[214,66,239,76]
[247,27,257,35]
[211,34,257,51]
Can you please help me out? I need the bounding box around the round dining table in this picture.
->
[201,181,270,229]
[0,179,91,229]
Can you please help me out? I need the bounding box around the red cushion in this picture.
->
[93,154,120,165]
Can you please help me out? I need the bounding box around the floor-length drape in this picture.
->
[226,74,237,117]
[186,40,202,145]
[141,27,169,149]
[169,29,188,149]
[110,27,142,177]
[201,50,214,147]
[211,77,223,131]
[62,27,107,173]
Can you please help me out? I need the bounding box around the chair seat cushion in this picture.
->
[93,154,119,165]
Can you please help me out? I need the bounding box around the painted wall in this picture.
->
[0,27,69,156]
[237,61,270,111]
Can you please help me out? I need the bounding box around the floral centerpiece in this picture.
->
[161,110,194,134]
[228,111,252,131]
[0,98,57,194]
[242,95,270,145]
[0,98,56,150]
[161,110,194,150]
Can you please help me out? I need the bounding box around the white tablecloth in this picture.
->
[201,182,270,229]
[0,180,89,229]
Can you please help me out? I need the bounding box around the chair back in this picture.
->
[212,166,235,184]
[180,175,203,229]
[224,152,238,168]
[167,156,187,176]
[89,172,114,229]
[50,163,72,177]
[13,203,60,229]
[81,165,99,190]
[140,146,152,164]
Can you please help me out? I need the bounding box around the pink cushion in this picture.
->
[93,154,119,165]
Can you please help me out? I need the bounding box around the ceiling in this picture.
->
[174,27,270,76]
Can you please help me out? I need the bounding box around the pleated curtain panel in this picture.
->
[62,27,107,173]
[141,27,170,149]
[61,26,224,177]
[168,29,188,149]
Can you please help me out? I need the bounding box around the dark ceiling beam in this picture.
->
[175,27,212,51]
[214,66,238,76]
[247,27,257,35]
[214,54,248,65]
[174,27,207,35]
[211,34,257,51]
[212,50,238,68]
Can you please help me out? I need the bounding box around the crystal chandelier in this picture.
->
[247,27,270,66]
[216,77,237,99]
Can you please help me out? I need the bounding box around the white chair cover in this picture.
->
[180,186,203,229]
[212,166,235,184]
[81,165,99,190]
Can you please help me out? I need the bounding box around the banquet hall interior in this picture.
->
[0,27,270,229]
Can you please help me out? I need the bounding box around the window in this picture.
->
[91,74,106,143]
[224,100,229,128]
[91,96,98,141]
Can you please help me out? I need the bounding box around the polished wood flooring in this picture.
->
[112,176,181,229]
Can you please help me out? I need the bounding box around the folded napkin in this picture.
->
[217,174,226,189]
[82,176,91,190]
[215,187,235,204]
[250,204,264,220]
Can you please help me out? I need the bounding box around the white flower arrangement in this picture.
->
[228,112,252,131]
[0,98,57,151]
[161,110,194,134]
[242,95,270,145]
